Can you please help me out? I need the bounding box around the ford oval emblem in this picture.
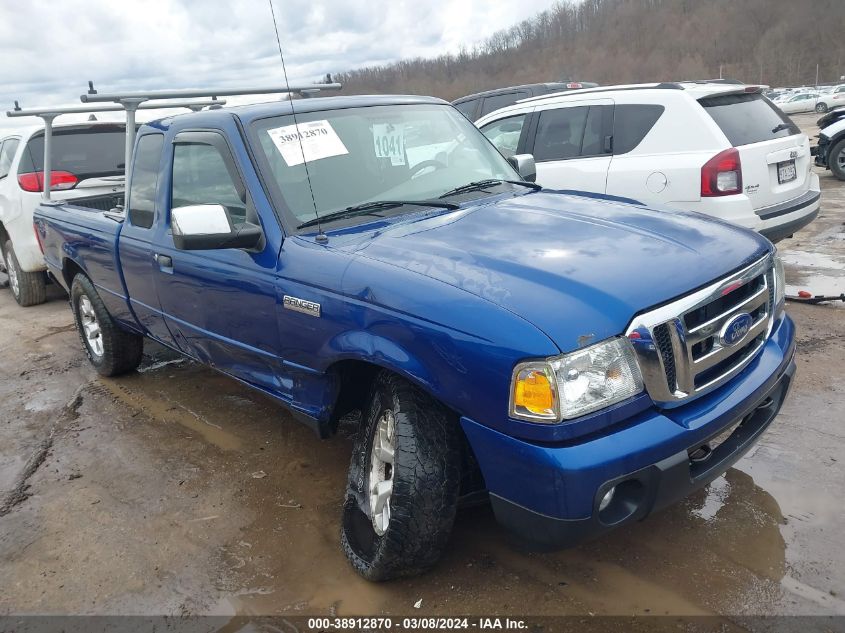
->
[720,313,753,347]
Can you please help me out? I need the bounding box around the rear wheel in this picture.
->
[3,240,46,307]
[830,138,845,181]
[341,371,461,581]
[70,274,143,376]
[815,102,828,113]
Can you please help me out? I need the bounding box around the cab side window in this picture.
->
[127,134,164,229]
[171,142,246,225]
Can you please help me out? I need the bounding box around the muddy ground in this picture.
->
[0,113,843,621]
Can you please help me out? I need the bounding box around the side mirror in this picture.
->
[171,204,262,251]
[508,154,537,182]
[508,153,537,183]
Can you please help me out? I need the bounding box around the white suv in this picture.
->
[0,122,126,305]
[475,82,820,243]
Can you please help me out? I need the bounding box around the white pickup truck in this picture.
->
[0,122,126,305]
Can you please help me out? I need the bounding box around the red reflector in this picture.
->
[701,148,742,197]
[17,171,78,193]
[628,331,642,340]
[798,290,812,298]
[721,281,743,296]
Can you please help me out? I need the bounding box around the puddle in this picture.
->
[781,248,844,306]
[96,375,245,452]
[780,250,845,271]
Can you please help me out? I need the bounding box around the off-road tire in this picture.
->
[4,240,46,307]
[341,371,461,581]
[70,274,143,376]
[815,102,828,113]
[829,138,845,181]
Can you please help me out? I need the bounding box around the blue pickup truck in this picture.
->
[33,95,796,581]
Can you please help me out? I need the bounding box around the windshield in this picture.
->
[249,103,518,229]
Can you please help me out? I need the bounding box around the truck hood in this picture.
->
[333,192,771,352]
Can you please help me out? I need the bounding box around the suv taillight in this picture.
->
[18,171,78,193]
[701,148,742,197]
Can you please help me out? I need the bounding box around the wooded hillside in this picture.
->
[335,0,845,100]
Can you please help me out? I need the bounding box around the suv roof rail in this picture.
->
[682,78,745,85]
[516,82,682,105]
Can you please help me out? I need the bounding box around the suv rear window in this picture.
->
[699,93,799,146]
[18,124,126,180]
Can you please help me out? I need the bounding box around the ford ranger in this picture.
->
[33,95,796,581]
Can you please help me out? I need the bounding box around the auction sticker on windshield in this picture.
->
[267,120,348,166]
[373,123,405,166]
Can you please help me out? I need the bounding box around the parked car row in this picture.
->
[769,85,845,113]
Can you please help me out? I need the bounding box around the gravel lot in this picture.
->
[0,112,843,620]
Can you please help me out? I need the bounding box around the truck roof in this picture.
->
[145,95,450,130]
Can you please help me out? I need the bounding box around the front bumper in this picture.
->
[461,315,796,548]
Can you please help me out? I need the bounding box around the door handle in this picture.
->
[154,253,173,268]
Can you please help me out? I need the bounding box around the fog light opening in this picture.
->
[598,486,616,512]
[597,479,646,526]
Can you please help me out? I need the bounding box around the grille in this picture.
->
[627,255,774,403]
[652,323,676,392]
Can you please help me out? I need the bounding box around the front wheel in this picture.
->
[4,240,46,307]
[341,371,461,581]
[70,274,143,376]
[830,138,845,182]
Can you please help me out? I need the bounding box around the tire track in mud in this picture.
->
[0,384,86,517]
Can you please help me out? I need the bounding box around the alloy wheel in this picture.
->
[78,295,104,357]
[368,408,396,535]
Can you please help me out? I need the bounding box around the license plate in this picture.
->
[777,159,797,184]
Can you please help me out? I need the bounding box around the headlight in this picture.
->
[774,254,786,311]
[510,338,644,423]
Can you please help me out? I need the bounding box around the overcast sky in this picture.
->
[0,0,557,136]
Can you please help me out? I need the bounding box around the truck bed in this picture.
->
[33,201,129,319]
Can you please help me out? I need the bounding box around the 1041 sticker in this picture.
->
[372,123,405,166]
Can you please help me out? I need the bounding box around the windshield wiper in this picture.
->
[297,199,459,229]
[439,179,541,199]
[771,123,793,134]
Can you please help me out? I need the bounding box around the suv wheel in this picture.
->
[70,274,143,376]
[829,138,845,181]
[341,371,461,581]
[816,102,829,113]
[3,240,46,307]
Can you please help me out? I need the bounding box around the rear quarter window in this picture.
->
[699,93,799,146]
[613,104,665,154]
